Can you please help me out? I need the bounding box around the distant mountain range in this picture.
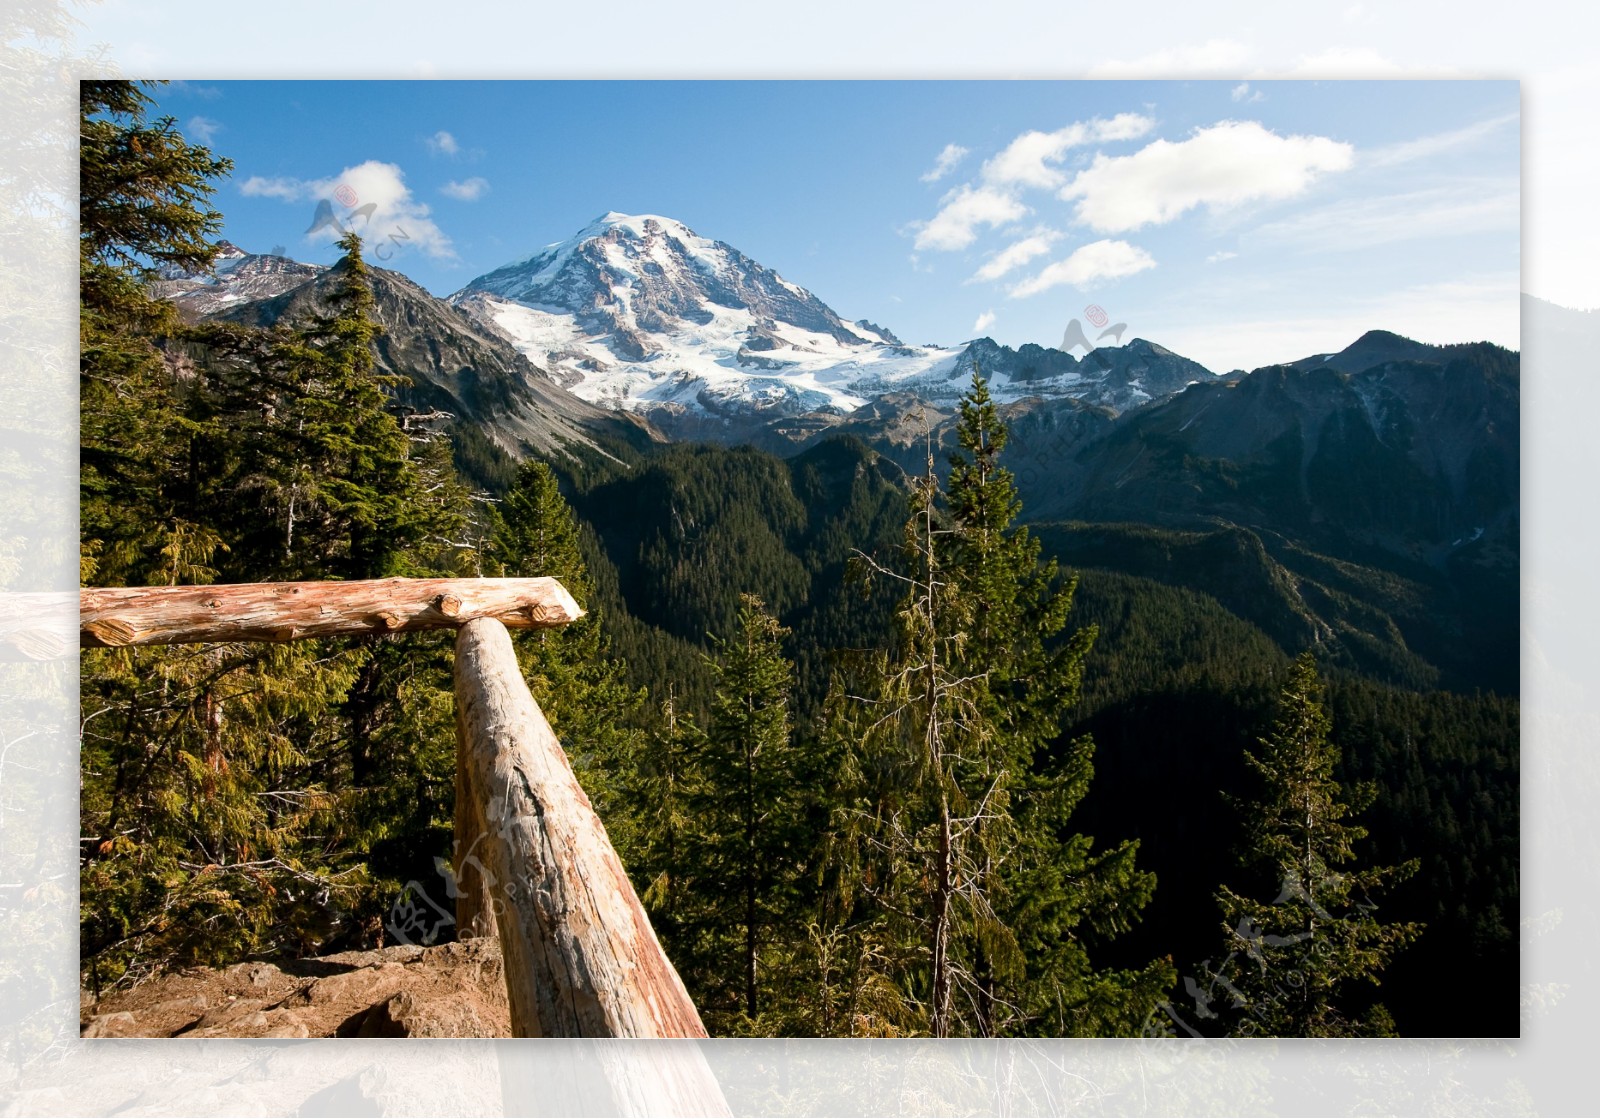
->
[153,216,1520,686]
[445,213,1243,439]
[161,240,661,477]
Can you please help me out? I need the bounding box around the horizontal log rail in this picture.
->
[79,577,583,648]
[76,576,721,1072]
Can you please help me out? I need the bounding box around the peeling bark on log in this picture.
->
[454,703,498,942]
[453,617,709,1041]
[80,578,583,648]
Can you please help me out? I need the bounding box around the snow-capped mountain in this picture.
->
[448,213,968,437]
[151,240,326,316]
[449,213,1232,440]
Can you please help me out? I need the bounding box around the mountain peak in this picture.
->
[590,211,685,235]
[448,213,970,436]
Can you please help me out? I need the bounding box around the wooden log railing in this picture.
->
[80,576,584,647]
[77,579,720,1059]
[454,617,707,1038]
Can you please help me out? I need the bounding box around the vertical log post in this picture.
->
[453,617,709,1040]
[453,702,498,942]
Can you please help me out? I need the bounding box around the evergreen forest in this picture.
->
[78,82,1518,1038]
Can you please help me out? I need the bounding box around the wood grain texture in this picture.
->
[454,703,499,942]
[453,617,709,1040]
[80,577,583,648]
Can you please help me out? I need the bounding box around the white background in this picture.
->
[0,1,1594,1113]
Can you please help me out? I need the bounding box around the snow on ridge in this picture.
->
[452,211,1129,423]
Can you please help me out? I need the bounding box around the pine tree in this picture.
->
[632,685,699,942]
[79,105,482,982]
[1206,651,1423,1036]
[827,378,1172,1037]
[270,232,432,580]
[79,79,231,588]
[490,458,644,841]
[940,370,1170,1036]
[839,448,992,1037]
[684,594,808,1028]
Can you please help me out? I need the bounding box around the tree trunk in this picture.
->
[930,790,953,1038]
[453,617,707,1039]
[80,576,583,648]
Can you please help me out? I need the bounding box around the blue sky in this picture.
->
[150,79,1519,372]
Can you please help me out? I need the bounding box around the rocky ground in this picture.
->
[79,937,510,1039]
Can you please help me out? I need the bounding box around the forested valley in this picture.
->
[79,82,1518,1038]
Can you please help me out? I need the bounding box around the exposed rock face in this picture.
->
[79,937,511,1039]
[446,212,1234,443]
[953,336,1227,415]
[152,241,327,315]
[447,212,969,440]
[214,260,661,464]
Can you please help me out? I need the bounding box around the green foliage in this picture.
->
[79,94,480,987]
[803,373,1171,1037]
[676,596,813,1030]
[1202,652,1424,1037]
[76,85,1514,1039]
[490,458,645,836]
[79,79,231,590]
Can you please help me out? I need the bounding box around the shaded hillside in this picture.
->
[1034,519,1515,694]
[214,259,662,489]
[1047,345,1519,559]
[1059,568,1518,1039]
[567,436,909,719]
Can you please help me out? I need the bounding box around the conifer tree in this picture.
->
[491,458,644,841]
[841,450,991,1037]
[683,594,808,1027]
[632,685,699,940]
[79,102,481,981]
[940,370,1170,1036]
[829,378,1172,1037]
[79,79,231,588]
[271,232,429,580]
[1208,651,1423,1036]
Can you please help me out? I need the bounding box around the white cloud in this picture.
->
[1059,121,1354,233]
[1089,38,1252,77]
[426,130,460,156]
[171,81,222,100]
[1207,250,1238,263]
[1009,240,1156,298]
[440,176,490,201]
[921,143,969,183]
[186,115,222,143]
[972,310,997,333]
[981,114,1154,190]
[240,161,454,259]
[969,229,1063,283]
[1364,112,1517,168]
[1248,183,1517,253]
[1231,82,1264,103]
[239,175,302,201]
[913,185,1028,252]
